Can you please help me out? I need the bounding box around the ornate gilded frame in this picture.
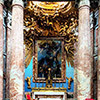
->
[33,37,66,83]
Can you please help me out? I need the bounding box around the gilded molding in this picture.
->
[12,0,23,7]
[0,0,4,5]
[79,0,90,8]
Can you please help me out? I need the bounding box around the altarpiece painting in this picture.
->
[33,38,66,82]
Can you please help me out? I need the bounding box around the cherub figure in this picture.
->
[25,76,32,89]
[66,77,73,90]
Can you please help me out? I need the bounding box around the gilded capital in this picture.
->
[0,0,4,5]
[12,0,24,7]
[79,0,90,8]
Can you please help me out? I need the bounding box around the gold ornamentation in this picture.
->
[46,68,52,88]
[32,67,67,92]
[32,87,67,92]
[25,76,32,89]
[24,1,78,68]
[66,77,73,90]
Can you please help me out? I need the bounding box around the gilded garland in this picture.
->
[24,1,78,67]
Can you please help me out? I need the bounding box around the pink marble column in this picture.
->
[97,0,100,100]
[0,0,4,100]
[9,0,24,100]
[6,27,12,99]
[77,0,92,100]
[74,42,78,99]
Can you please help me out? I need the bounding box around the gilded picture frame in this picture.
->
[33,37,66,82]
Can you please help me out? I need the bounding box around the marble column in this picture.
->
[6,24,12,99]
[97,0,100,100]
[0,0,4,100]
[77,0,92,99]
[9,0,24,100]
[74,42,78,99]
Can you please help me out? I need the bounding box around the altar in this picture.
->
[32,82,67,100]
[32,92,67,100]
[31,68,67,100]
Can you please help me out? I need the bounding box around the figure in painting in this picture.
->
[37,40,62,79]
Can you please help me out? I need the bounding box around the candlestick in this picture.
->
[35,82,36,87]
[59,81,60,89]
[54,80,56,87]
[42,82,44,87]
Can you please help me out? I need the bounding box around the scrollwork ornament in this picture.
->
[24,1,78,67]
